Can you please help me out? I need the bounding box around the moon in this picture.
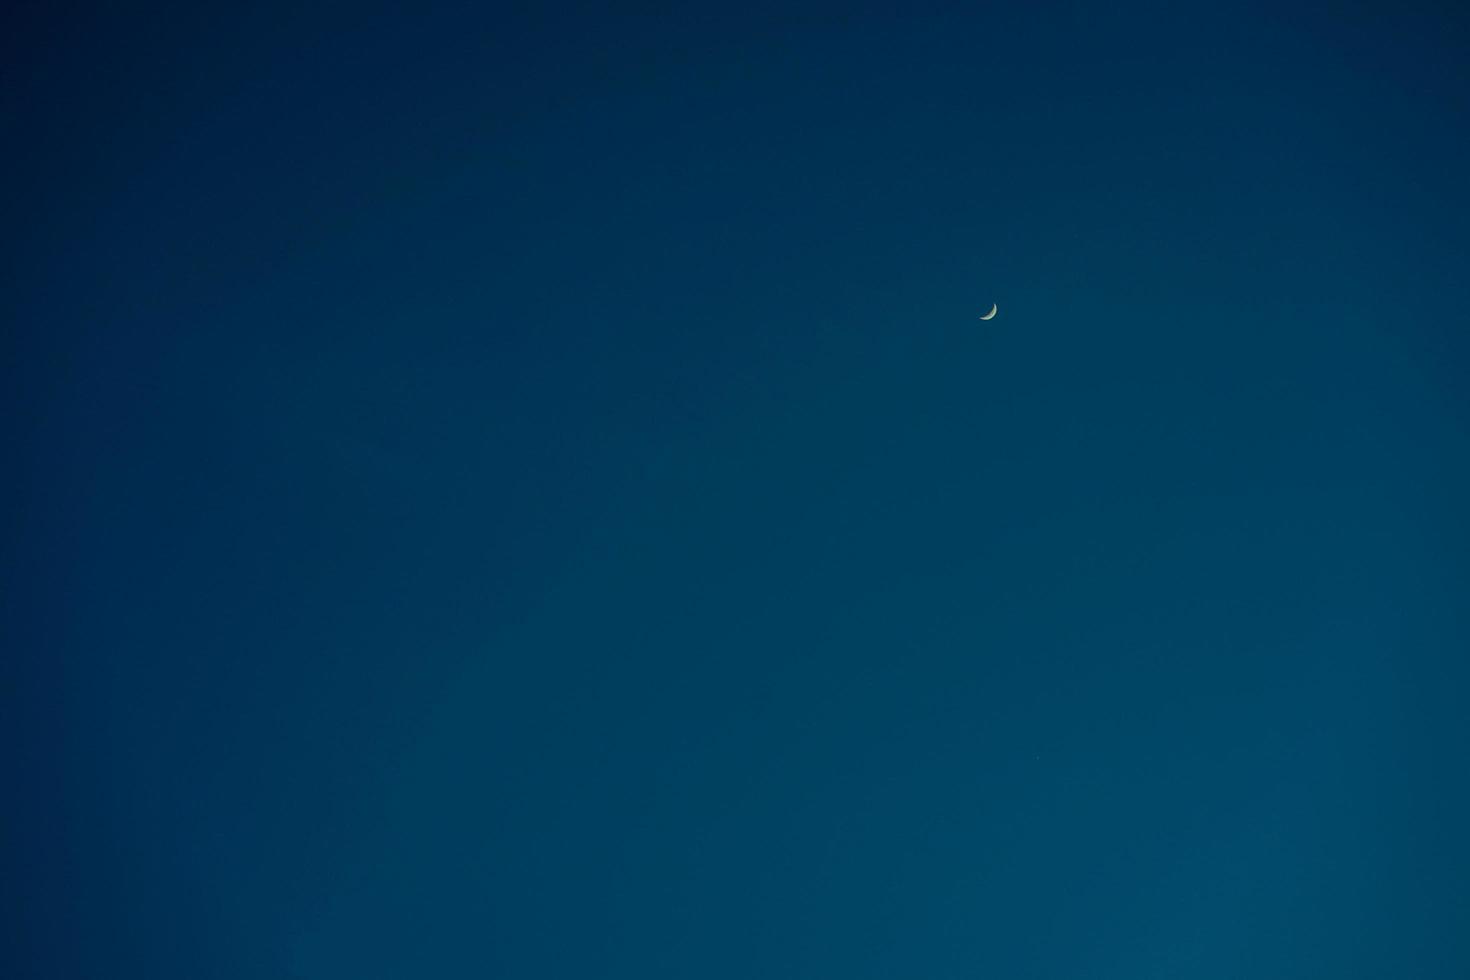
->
[979,303,998,320]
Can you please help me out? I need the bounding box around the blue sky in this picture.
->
[7,3,1469,977]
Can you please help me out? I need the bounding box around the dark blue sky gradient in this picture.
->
[7,3,1470,976]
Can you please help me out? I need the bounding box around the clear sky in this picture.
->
[7,3,1469,977]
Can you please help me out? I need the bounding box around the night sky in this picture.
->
[7,3,1470,977]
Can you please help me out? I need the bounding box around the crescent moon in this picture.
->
[979,303,997,320]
